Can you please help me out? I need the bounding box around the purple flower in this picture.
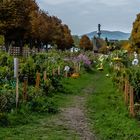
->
[74,53,91,66]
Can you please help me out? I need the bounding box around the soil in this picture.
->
[59,87,97,140]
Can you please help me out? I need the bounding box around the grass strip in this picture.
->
[87,70,140,140]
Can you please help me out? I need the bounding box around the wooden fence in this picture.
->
[0,46,46,57]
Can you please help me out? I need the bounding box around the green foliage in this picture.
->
[0,113,9,127]
[0,50,95,128]
[27,97,58,114]
[0,52,13,82]
[0,35,4,45]
[87,70,140,140]
[72,35,80,47]
[19,56,36,84]
[126,67,140,102]
[0,88,15,113]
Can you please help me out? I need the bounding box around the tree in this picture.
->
[0,0,73,52]
[79,35,92,50]
[130,13,140,51]
[0,0,39,52]
[93,37,107,51]
[99,46,108,54]
[72,35,80,47]
[57,24,73,50]
[105,37,109,46]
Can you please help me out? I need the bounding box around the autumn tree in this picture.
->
[0,0,39,52]
[122,41,133,52]
[0,0,73,52]
[99,46,108,54]
[56,24,73,50]
[79,35,92,50]
[130,13,140,51]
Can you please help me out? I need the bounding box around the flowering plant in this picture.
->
[75,53,91,66]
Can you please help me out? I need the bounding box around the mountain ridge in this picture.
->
[83,30,130,40]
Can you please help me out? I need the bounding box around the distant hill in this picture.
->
[85,30,130,40]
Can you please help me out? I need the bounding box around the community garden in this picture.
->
[1,0,140,139]
[0,48,140,139]
[0,49,94,125]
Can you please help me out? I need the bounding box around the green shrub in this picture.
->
[27,86,44,101]
[27,97,58,113]
[0,113,9,127]
[0,89,15,112]
[0,35,4,45]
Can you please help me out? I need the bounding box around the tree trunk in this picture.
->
[19,40,23,56]
[4,36,9,52]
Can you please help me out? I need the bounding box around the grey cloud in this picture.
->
[37,0,140,35]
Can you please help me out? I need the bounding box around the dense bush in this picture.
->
[27,97,58,113]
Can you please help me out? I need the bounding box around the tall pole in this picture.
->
[97,24,101,38]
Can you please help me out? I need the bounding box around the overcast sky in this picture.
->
[36,0,140,35]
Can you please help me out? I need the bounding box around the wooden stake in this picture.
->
[23,77,28,100]
[79,63,81,72]
[52,69,55,76]
[43,71,47,81]
[124,80,129,105]
[74,62,76,73]
[129,86,135,117]
[121,77,124,91]
[65,71,68,78]
[76,64,79,73]
[58,66,60,75]
[35,72,40,89]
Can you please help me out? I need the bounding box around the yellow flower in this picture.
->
[71,73,80,78]
[112,57,122,62]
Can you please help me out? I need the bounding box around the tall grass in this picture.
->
[87,70,140,140]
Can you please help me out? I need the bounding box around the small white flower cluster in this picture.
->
[64,66,70,72]
[132,59,139,65]
[132,52,139,66]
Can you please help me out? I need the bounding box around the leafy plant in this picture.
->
[27,96,58,113]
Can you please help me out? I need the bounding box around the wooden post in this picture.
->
[78,63,81,72]
[118,75,123,91]
[124,80,129,105]
[74,62,76,73]
[65,71,68,78]
[58,66,60,75]
[23,77,28,101]
[43,71,47,81]
[76,63,79,73]
[118,77,121,91]
[52,69,55,76]
[121,77,124,91]
[35,72,40,89]
[129,86,135,117]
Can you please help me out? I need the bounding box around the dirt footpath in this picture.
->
[59,87,97,140]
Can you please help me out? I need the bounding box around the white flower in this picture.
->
[106,74,109,77]
[134,52,138,59]
[64,66,70,72]
[132,58,139,65]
